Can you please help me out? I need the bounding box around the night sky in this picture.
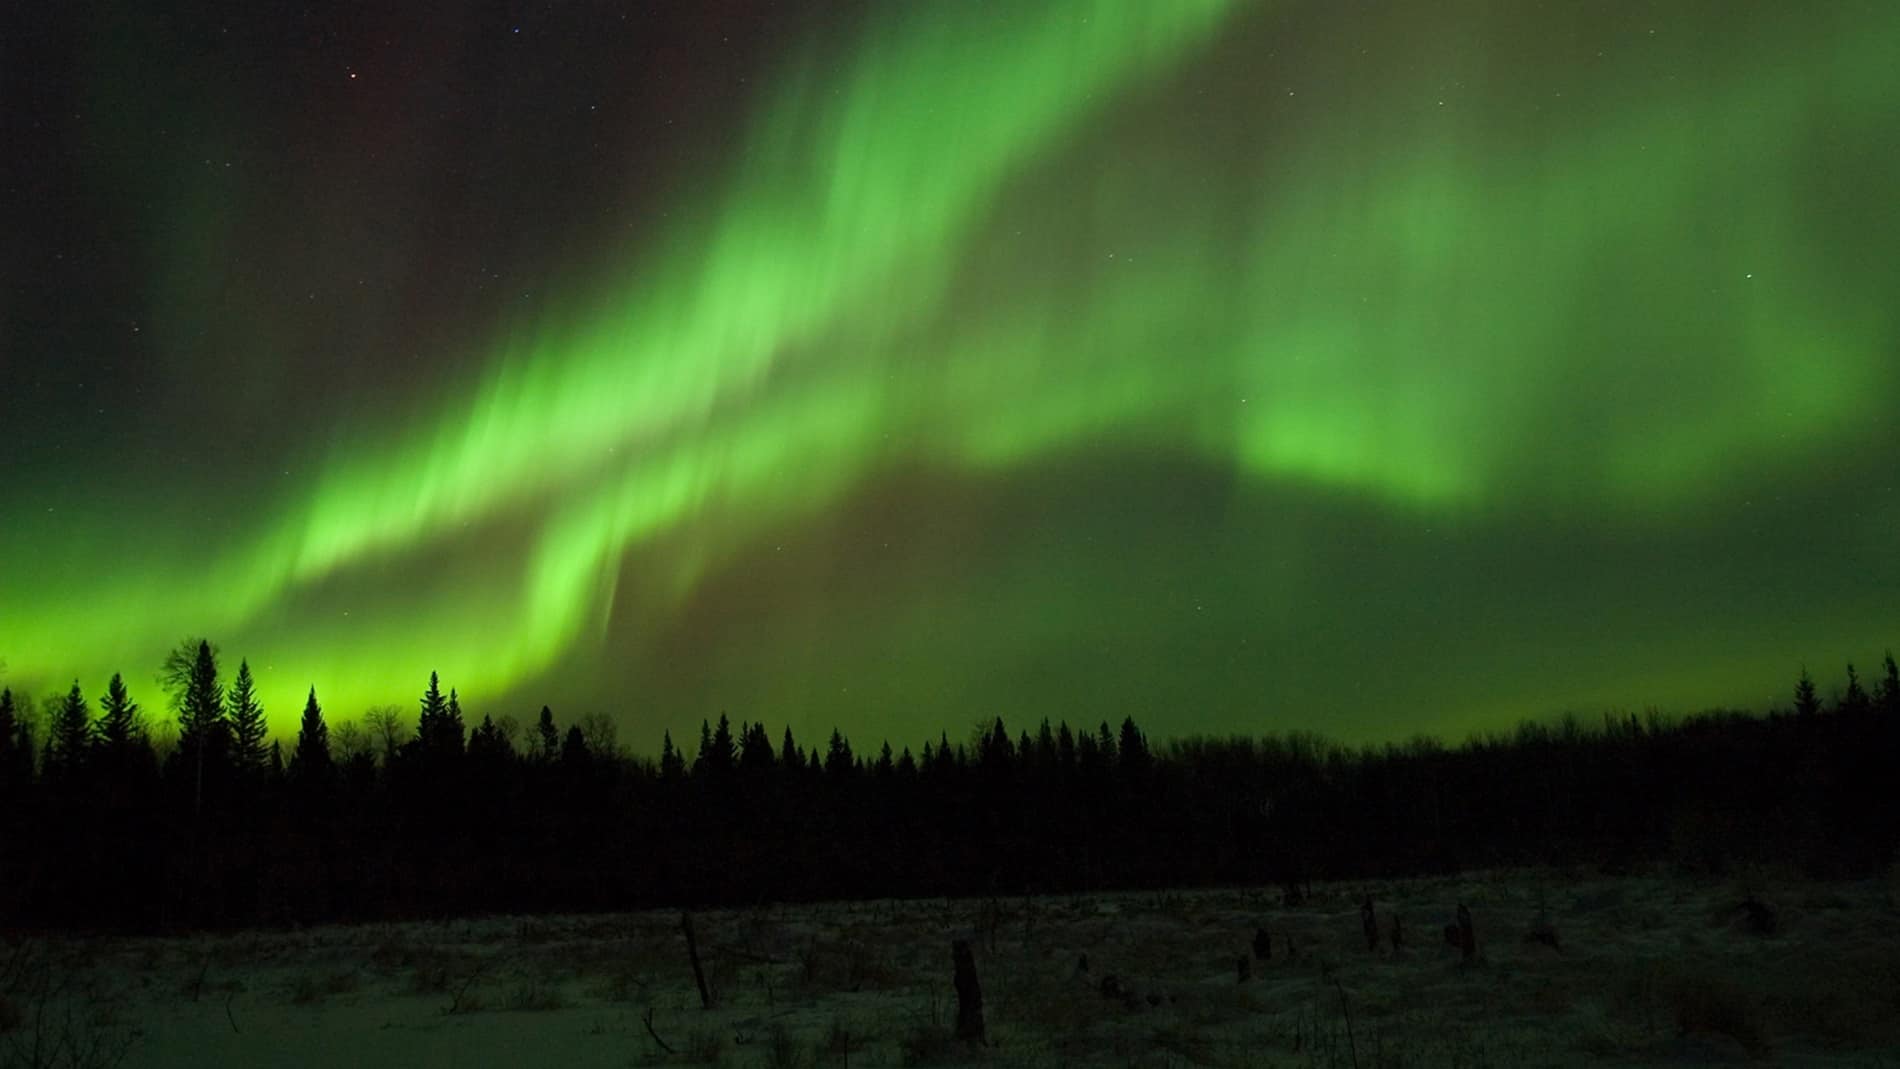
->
[3,1,1896,748]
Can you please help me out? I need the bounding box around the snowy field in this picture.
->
[6,868,1899,1068]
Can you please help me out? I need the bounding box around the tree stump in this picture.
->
[952,939,985,1044]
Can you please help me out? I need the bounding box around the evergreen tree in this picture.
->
[692,719,713,776]
[47,680,91,779]
[1879,652,1900,713]
[467,715,497,761]
[95,672,140,754]
[292,687,331,780]
[1840,664,1871,715]
[177,639,227,815]
[418,672,449,751]
[443,689,466,755]
[227,660,270,775]
[1118,717,1151,778]
[875,740,895,777]
[825,728,854,778]
[561,724,590,768]
[1056,721,1077,771]
[739,721,775,773]
[780,726,801,769]
[1793,668,1822,717]
[896,746,917,777]
[537,706,560,763]
[659,730,684,781]
[269,739,285,780]
[707,714,736,775]
[0,688,22,789]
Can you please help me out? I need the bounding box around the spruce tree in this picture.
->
[418,672,449,752]
[707,714,736,775]
[442,688,466,756]
[47,680,91,779]
[780,726,800,768]
[227,660,270,775]
[1880,652,1900,713]
[1840,664,1871,715]
[825,728,853,778]
[537,706,560,763]
[292,687,331,779]
[1118,717,1150,778]
[177,639,226,816]
[0,688,20,789]
[561,724,590,767]
[659,730,684,781]
[1793,668,1821,717]
[95,672,140,754]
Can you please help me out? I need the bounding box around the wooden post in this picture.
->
[681,911,714,1008]
[952,939,985,1044]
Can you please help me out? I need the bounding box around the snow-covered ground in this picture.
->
[6,867,1898,1067]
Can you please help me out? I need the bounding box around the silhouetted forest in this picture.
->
[1,642,1896,931]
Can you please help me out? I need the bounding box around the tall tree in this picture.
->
[825,728,854,778]
[780,726,800,769]
[0,688,21,789]
[291,687,331,780]
[1118,717,1151,779]
[442,688,467,756]
[177,639,226,816]
[1793,668,1822,717]
[536,705,560,763]
[659,730,684,781]
[706,714,737,776]
[95,672,141,754]
[1840,664,1871,715]
[1879,652,1900,714]
[227,660,270,775]
[46,680,91,780]
[417,672,449,750]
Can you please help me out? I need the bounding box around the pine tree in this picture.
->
[418,672,449,752]
[739,721,774,773]
[95,672,140,754]
[707,714,736,776]
[443,689,466,755]
[537,706,560,763]
[227,660,270,775]
[1879,652,1900,713]
[875,740,895,777]
[780,726,800,769]
[177,640,231,816]
[0,688,20,789]
[1118,717,1150,778]
[1793,668,1821,717]
[292,687,331,780]
[659,730,685,781]
[47,680,91,779]
[825,728,854,778]
[269,739,285,779]
[561,724,590,767]
[1841,664,1871,715]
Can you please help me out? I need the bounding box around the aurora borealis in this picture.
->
[3,1,1897,746]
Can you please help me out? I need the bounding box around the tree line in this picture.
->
[0,642,1896,931]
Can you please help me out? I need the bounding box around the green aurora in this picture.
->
[2,1,1897,746]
